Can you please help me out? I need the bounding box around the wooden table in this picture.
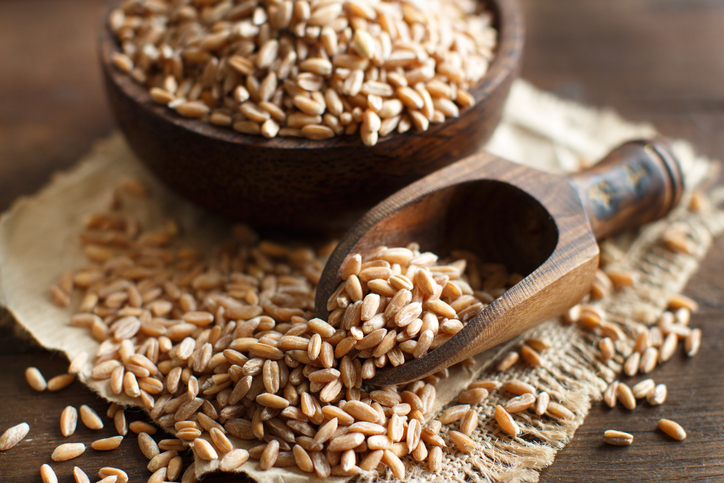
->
[1,1,723,481]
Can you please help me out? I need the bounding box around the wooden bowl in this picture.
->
[99,0,524,235]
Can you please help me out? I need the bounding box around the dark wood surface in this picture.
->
[1,1,723,481]
[99,0,522,234]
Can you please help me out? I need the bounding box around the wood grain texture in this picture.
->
[1,0,723,481]
[99,0,524,234]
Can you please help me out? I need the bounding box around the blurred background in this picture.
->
[1,1,723,481]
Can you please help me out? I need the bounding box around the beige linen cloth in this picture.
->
[1,80,723,483]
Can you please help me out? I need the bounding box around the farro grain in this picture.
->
[604,381,619,408]
[497,351,520,371]
[382,449,405,478]
[536,391,550,415]
[128,421,156,434]
[114,409,127,436]
[547,402,575,420]
[685,328,701,356]
[603,430,633,446]
[647,383,667,406]
[91,435,124,451]
[51,442,86,461]
[60,406,78,437]
[624,351,641,377]
[98,467,128,483]
[25,367,46,391]
[657,332,677,363]
[640,347,659,374]
[40,464,58,483]
[469,380,502,391]
[632,379,656,399]
[148,467,167,483]
[459,409,479,436]
[616,383,636,410]
[658,419,686,441]
[220,448,250,472]
[138,432,159,460]
[194,438,219,461]
[148,450,178,472]
[502,380,536,396]
[634,330,651,353]
[505,393,536,414]
[525,337,552,352]
[68,351,89,374]
[80,405,104,430]
[448,430,476,453]
[72,466,90,483]
[0,422,30,451]
[47,373,75,391]
[668,294,699,312]
[494,405,519,437]
[599,337,615,361]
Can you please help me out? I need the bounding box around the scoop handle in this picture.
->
[570,139,684,240]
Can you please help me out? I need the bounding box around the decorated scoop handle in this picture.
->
[571,139,684,240]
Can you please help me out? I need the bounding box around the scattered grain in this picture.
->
[0,422,30,451]
[658,419,686,441]
[47,373,75,391]
[51,442,86,462]
[91,436,124,451]
[603,430,633,446]
[40,464,58,483]
[80,405,104,430]
[60,406,78,437]
[494,405,519,437]
[25,367,47,392]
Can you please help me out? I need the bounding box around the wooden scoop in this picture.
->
[314,139,683,386]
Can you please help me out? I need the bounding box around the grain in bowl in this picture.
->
[108,0,497,145]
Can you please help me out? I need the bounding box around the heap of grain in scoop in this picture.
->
[44,179,517,479]
[108,0,497,145]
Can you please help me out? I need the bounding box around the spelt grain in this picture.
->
[193,438,219,461]
[647,383,667,406]
[494,405,519,437]
[80,405,104,430]
[60,406,78,437]
[72,466,90,483]
[138,431,160,460]
[40,464,58,483]
[603,430,633,446]
[25,367,47,391]
[616,383,636,410]
[51,442,86,461]
[91,436,124,451]
[632,379,656,399]
[685,328,701,356]
[497,351,520,371]
[47,373,75,391]
[98,467,128,483]
[505,393,536,414]
[658,419,686,441]
[0,422,30,451]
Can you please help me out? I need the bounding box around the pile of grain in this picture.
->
[108,0,496,145]
[37,176,521,479]
[2,178,703,482]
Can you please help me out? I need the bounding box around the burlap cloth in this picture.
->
[1,80,723,482]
